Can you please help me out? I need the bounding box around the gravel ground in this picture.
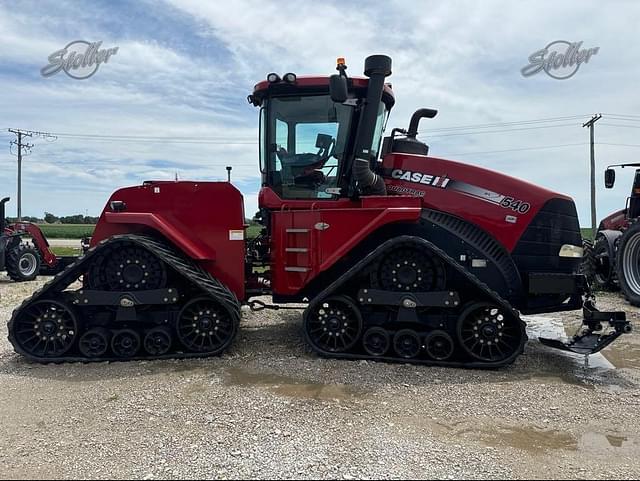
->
[1,275,640,479]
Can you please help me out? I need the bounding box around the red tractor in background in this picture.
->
[1,197,77,281]
[6,55,631,367]
[583,163,640,305]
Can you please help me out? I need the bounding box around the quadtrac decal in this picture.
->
[388,168,531,214]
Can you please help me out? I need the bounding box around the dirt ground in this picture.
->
[1,275,640,480]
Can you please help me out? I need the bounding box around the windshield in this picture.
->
[265,94,353,199]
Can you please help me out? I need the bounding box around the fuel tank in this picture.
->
[91,181,247,300]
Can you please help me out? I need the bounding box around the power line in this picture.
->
[600,123,640,129]
[425,122,578,139]
[445,142,586,157]
[7,128,57,220]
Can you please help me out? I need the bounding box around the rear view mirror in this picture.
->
[329,74,348,103]
[316,133,333,149]
[605,168,616,188]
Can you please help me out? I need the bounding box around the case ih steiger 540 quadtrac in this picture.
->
[583,163,640,305]
[7,56,631,366]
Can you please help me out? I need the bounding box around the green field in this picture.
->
[50,246,83,256]
[581,228,595,241]
[37,224,95,239]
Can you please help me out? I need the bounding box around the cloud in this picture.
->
[0,0,639,228]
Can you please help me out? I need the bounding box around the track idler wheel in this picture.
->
[79,328,111,358]
[362,327,390,356]
[177,297,237,354]
[111,329,141,358]
[144,327,173,356]
[424,330,454,361]
[456,303,524,363]
[304,296,363,353]
[374,247,446,292]
[11,300,77,358]
[89,243,167,291]
[393,329,421,359]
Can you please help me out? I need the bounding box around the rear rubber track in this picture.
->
[7,234,241,363]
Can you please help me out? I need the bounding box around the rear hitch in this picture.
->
[539,298,631,356]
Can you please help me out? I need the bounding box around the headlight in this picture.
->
[559,244,583,258]
[267,73,281,83]
[283,72,297,83]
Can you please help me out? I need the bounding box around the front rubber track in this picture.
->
[303,235,527,369]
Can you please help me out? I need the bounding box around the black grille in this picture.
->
[512,198,581,274]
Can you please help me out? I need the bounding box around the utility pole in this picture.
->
[7,128,57,221]
[583,114,602,238]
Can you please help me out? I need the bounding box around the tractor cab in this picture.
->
[604,163,640,219]
[248,58,395,202]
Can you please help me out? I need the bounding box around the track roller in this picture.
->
[79,328,111,358]
[111,329,141,358]
[362,327,390,356]
[144,327,173,356]
[424,330,454,361]
[393,329,422,359]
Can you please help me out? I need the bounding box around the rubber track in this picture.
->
[7,234,241,363]
[304,235,528,369]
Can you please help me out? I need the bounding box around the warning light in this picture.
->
[337,57,346,66]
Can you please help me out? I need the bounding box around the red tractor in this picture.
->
[1,197,77,282]
[583,163,640,305]
[7,56,631,366]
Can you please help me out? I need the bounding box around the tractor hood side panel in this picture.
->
[91,181,246,300]
[382,153,576,252]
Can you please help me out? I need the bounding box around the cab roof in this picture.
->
[250,75,395,108]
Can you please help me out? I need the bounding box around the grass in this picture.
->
[581,228,595,241]
[50,246,82,257]
[37,224,95,239]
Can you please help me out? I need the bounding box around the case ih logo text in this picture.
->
[41,40,119,79]
[391,169,450,188]
[521,40,599,80]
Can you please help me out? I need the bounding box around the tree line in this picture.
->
[5,212,100,224]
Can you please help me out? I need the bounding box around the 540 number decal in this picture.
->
[500,196,531,214]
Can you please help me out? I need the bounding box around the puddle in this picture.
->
[455,424,578,453]
[452,422,638,455]
[580,431,637,452]
[600,344,640,370]
[223,367,362,401]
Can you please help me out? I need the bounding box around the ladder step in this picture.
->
[286,228,310,233]
[285,267,310,272]
[285,248,308,253]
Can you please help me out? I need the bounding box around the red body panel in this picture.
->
[382,153,573,252]
[5,222,57,266]
[599,209,628,231]
[91,181,246,300]
[259,187,422,296]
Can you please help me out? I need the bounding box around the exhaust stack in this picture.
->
[352,55,392,196]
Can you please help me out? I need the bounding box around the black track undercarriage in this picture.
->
[301,236,630,368]
[7,235,241,363]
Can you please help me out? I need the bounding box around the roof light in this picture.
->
[337,57,346,66]
[267,73,281,83]
[283,72,297,83]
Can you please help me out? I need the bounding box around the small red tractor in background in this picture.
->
[583,163,640,305]
[6,55,631,367]
[1,197,76,281]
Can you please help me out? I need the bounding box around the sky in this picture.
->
[0,0,639,226]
